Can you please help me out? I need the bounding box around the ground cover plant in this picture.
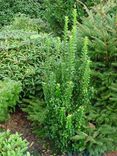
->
[0,130,31,156]
[0,0,117,155]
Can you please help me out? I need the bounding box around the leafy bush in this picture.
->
[0,20,60,97]
[44,0,100,35]
[0,130,31,156]
[0,0,42,28]
[24,10,91,153]
[0,79,22,122]
[0,31,44,97]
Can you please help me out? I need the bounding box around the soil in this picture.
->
[104,152,117,156]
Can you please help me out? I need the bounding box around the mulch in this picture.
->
[104,152,117,156]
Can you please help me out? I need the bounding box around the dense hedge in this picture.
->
[0,20,59,97]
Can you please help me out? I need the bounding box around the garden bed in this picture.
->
[0,108,51,156]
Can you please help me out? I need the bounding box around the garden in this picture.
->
[0,0,117,155]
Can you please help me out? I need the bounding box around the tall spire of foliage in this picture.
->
[42,9,91,153]
[79,37,91,107]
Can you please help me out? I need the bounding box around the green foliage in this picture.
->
[0,1,116,155]
[76,37,91,108]
[72,124,117,156]
[9,14,49,33]
[43,10,90,152]
[75,1,117,155]
[22,98,47,126]
[27,10,91,153]
[0,130,31,156]
[44,0,100,35]
[77,0,117,114]
[0,0,42,28]
[0,79,22,122]
[0,19,56,97]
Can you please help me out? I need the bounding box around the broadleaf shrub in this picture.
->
[0,79,22,122]
[24,10,91,153]
[0,20,60,97]
[0,130,31,156]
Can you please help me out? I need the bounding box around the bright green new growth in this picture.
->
[0,130,31,156]
[0,79,22,122]
[79,37,91,107]
[42,9,91,152]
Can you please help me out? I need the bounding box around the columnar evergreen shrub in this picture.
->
[41,10,91,153]
[24,10,91,153]
[0,130,31,156]
[0,79,22,122]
